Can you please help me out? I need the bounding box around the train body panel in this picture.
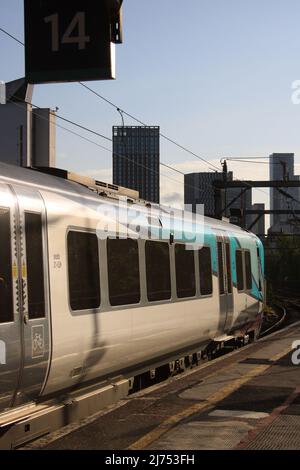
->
[0,163,264,412]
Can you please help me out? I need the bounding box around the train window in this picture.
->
[175,244,196,298]
[245,250,252,290]
[236,250,244,291]
[68,231,100,311]
[145,241,171,302]
[107,238,140,306]
[199,246,213,296]
[257,247,262,291]
[217,242,225,295]
[0,208,13,323]
[225,243,232,294]
[25,213,46,319]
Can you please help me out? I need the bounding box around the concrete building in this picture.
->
[227,186,252,226]
[184,171,252,226]
[184,172,229,216]
[269,153,300,233]
[112,126,160,203]
[0,79,56,168]
[250,203,265,236]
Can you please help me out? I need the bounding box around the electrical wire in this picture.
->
[79,82,220,172]
[78,82,270,198]
[9,97,219,197]
[0,25,270,209]
[0,27,24,46]
[0,28,220,173]
[225,159,283,165]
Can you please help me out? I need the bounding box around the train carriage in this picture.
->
[0,163,264,413]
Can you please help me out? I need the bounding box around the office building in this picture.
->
[269,153,300,233]
[0,79,56,168]
[184,171,252,226]
[112,126,160,203]
[184,172,231,216]
[251,203,265,236]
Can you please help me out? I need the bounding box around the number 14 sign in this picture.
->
[24,0,122,84]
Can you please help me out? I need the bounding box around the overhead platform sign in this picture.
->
[24,0,123,84]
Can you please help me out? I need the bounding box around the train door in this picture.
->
[0,183,22,412]
[11,185,51,406]
[217,235,234,333]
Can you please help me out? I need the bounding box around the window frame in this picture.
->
[244,249,252,291]
[174,243,196,300]
[145,240,172,303]
[235,249,245,293]
[24,211,46,320]
[67,228,101,314]
[198,245,213,297]
[107,237,141,308]
[235,248,252,293]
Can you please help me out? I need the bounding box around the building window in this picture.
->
[0,208,13,323]
[145,241,171,301]
[175,244,196,298]
[245,250,252,290]
[68,231,100,311]
[236,250,244,292]
[25,212,46,319]
[199,246,213,296]
[107,238,140,306]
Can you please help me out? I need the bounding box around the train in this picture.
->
[0,162,265,414]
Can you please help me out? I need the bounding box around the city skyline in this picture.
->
[0,3,299,451]
[1,1,300,210]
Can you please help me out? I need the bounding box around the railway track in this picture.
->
[259,299,300,338]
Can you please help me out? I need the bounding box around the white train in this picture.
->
[0,163,264,413]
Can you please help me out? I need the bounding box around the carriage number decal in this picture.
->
[53,254,62,269]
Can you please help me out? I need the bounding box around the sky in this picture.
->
[1,0,300,210]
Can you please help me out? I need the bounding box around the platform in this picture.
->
[23,322,300,450]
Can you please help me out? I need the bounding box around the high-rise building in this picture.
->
[184,172,231,216]
[0,79,56,168]
[184,171,252,225]
[112,126,160,203]
[269,153,300,233]
[251,203,265,236]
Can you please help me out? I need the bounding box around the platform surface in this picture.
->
[23,322,300,450]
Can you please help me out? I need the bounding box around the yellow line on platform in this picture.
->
[127,346,292,450]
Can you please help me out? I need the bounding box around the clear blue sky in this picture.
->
[1,0,300,206]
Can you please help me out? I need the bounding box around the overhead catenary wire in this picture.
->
[10,96,219,198]
[79,82,220,173]
[0,26,288,187]
[0,25,222,195]
[0,25,269,203]
[0,28,220,173]
[0,26,24,46]
[14,94,270,214]
[225,159,284,165]
[78,82,270,198]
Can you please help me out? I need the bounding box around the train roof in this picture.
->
[0,162,254,238]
